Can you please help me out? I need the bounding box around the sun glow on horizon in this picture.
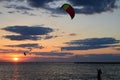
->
[13,57,19,62]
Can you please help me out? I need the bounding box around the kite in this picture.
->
[61,4,75,19]
[24,52,27,56]
[24,48,32,56]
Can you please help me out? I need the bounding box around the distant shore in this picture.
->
[73,62,120,64]
[0,62,120,64]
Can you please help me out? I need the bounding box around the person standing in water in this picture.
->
[97,69,102,80]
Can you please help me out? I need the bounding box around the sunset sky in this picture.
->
[0,0,120,62]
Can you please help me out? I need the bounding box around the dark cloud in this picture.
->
[0,0,26,2]
[111,45,120,51]
[0,0,36,16]
[27,0,53,8]
[44,35,54,40]
[113,47,120,51]
[8,11,15,14]
[2,26,53,35]
[0,49,24,54]
[27,0,67,14]
[0,49,15,52]
[62,37,120,50]
[27,0,118,15]
[115,48,120,50]
[1,0,118,16]
[69,0,117,14]
[28,53,120,62]
[66,38,119,45]
[0,12,2,14]
[41,54,120,62]
[3,35,41,40]
[27,0,63,14]
[0,0,23,2]
[69,33,77,36]
[68,54,120,62]
[7,10,37,16]
[5,5,32,11]
[2,26,55,41]
[44,35,58,40]
[62,45,110,50]
[34,51,73,56]
[0,0,12,2]
[5,43,44,49]
[14,6,32,10]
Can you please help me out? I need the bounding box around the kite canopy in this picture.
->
[61,4,75,19]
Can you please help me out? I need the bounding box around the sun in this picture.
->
[13,57,19,61]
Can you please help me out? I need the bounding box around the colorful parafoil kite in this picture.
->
[61,4,75,19]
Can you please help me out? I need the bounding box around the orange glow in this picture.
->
[0,53,36,62]
[13,57,19,61]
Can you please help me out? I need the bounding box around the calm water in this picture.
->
[0,62,120,80]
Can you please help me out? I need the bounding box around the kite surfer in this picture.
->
[97,69,102,80]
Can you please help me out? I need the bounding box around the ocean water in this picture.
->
[0,62,120,80]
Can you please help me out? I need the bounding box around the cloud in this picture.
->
[3,35,41,40]
[74,54,120,62]
[27,0,118,14]
[28,0,53,8]
[29,53,120,62]
[44,35,58,40]
[2,26,55,41]
[1,0,118,16]
[0,12,2,14]
[5,5,32,11]
[0,49,14,53]
[115,48,120,50]
[2,26,53,35]
[8,11,15,14]
[34,51,73,57]
[51,14,61,17]
[27,0,67,14]
[69,33,77,36]
[2,0,30,9]
[69,0,118,14]
[12,6,32,10]
[5,43,44,49]
[7,11,37,16]
[0,0,12,2]
[62,45,110,50]
[66,37,119,45]
[0,48,24,54]
[44,35,54,40]
[21,11,37,16]
[68,54,120,62]
[62,37,120,50]
[2,0,35,15]
[111,45,120,51]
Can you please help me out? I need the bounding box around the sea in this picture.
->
[0,62,120,80]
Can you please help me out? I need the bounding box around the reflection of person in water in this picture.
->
[97,69,102,80]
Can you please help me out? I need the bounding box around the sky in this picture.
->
[0,0,120,62]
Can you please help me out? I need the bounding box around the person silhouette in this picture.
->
[97,69,102,80]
